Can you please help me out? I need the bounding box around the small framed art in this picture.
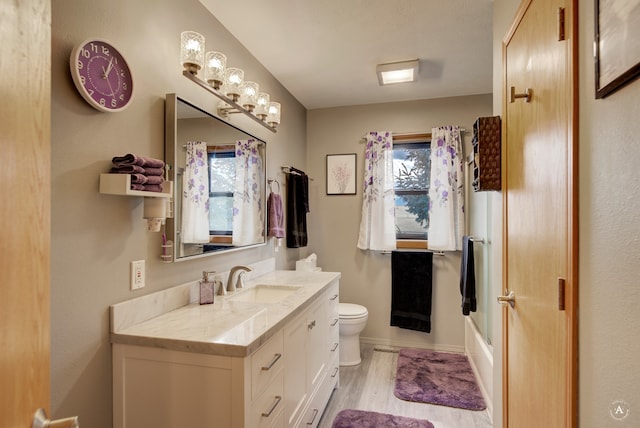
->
[326,153,357,195]
[595,0,640,98]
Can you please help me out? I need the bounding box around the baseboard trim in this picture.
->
[360,336,465,354]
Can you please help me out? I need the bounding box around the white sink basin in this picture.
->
[228,285,302,304]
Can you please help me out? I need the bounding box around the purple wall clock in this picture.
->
[69,39,134,112]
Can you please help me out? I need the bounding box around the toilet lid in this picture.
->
[339,303,368,318]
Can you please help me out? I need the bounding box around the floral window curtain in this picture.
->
[357,131,396,251]
[233,139,264,245]
[181,141,210,243]
[427,126,465,251]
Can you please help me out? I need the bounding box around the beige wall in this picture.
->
[306,95,493,351]
[51,0,307,426]
[493,1,640,427]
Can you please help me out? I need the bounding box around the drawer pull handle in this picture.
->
[306,408,319,425]
[330,318,339,327]
[329,294,338,301]
[261,353,282,371]
[308,320,316,330]
[261,395,282,418]
[331,366,339,378]
[331,342,339,352]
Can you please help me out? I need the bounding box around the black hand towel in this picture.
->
[460,236,477,315]
[286,172,308,248]
[390,251,433,333]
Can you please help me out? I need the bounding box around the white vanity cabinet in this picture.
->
[112,331,285,428]
[111,275,340,428]
[283,280,340,428]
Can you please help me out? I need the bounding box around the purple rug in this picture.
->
[394,348,486,411]
[331,409,434,428]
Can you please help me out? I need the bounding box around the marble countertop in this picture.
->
[110,270,340,357]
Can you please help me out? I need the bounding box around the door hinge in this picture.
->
[557,7,566,41]
[558,277,566,311]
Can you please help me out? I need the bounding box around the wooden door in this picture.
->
[0,0,52,425]
[502,0,578,427]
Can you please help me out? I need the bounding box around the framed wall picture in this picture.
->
[595,0,640,98]
[326,153,357,195]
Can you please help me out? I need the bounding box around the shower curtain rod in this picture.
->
[359,129,467,142]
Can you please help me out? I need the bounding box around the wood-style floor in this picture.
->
[317,343,493,428]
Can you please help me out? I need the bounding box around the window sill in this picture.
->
[396,240,428,250]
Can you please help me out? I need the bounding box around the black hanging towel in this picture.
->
[390,251,433,333]
[286,168,309,248]
[460,236,477,315]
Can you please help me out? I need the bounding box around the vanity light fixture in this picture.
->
[254,92,270,120]
[180,30,279,132]
[239,81,259,112]
[204,51,226,89]
[266,102,281,127]
[224,67,244,102]
[376,59,419,85]
[180,31,205,73]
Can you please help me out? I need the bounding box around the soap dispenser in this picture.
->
[200,270,216,305]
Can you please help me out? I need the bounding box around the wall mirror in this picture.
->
[165,93,267,261]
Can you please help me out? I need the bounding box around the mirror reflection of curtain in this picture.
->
[181,141,210,243]
[427,126,465,251]
[232,139,264,245]
[357,131,396,251]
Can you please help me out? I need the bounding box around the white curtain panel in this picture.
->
[232,139,264,245]
[181,141,210,243]
[357,131,396,251]
[427,126,465,251]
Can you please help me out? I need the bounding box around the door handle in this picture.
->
[497,290,516,308]
[33,409,79,428]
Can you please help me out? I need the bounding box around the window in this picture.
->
[208,146,235,237]
[393,136,431,244]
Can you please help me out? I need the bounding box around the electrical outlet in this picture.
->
[130,260,145,290]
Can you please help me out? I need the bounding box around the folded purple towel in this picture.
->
[130,173,148,184]
[112,153,165,169]
[145,175,164,185]
[143,167,165,176]
[130,183,164,192]
[110,165,145,174]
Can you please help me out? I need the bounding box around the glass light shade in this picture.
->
[266,101,281,127]
[254,92,270,120]
[180,31,205,74]
[224,67,244,101]
[239,81,259,112]
[204,51,226,89]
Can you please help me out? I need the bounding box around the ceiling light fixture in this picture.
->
[376,59,420,86]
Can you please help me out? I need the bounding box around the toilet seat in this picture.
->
[339,303,368,319]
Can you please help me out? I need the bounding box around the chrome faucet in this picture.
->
[225,265,253,293]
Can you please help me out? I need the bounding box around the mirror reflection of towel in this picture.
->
[390,251,433,333]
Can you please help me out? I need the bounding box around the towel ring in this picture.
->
[268,179,280,194]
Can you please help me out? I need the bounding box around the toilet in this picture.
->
[338,303,368,366]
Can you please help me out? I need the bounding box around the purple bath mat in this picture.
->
[394,348,486,411]
[331,409,434,428]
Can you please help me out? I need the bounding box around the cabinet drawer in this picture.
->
[251,372,284,428]
[252,331,284,400]
[299,370,336,428]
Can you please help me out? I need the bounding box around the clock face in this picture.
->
[70,39,134,112]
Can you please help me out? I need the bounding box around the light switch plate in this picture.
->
[131,260,145,290]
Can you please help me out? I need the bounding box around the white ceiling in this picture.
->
[199,0,494,110]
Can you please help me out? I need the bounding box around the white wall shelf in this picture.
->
[99,173,172,198]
